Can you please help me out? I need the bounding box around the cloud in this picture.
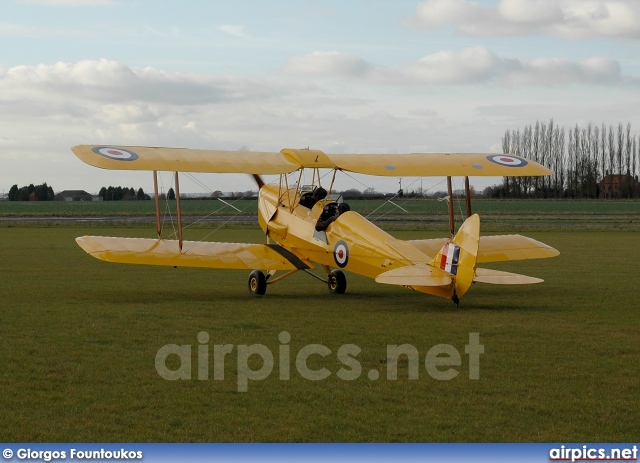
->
[0,59,317,106]
[505,56,623,85]
[283,47,626,87]
[410,0,640,40]
[283,51,373,77]
[401,47,503,84]
[219,25,249,39]
[0,57,638,195]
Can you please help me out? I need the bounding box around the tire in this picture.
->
[248,270,267,295]
[328,269,347,294]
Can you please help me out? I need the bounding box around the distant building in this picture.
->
[599,174,640,199]
[55,190,94,201]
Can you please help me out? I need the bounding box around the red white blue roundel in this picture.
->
[92,146,139,161]
[486,155,528,167]
[333,240,349,268]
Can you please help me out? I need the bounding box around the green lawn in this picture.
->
[0,226,638,441]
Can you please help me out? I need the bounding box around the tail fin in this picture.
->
[429,214,480,302]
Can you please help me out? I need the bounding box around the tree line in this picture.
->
[7,183,55,201]
[99,186,152,201]
[487,120,640,199]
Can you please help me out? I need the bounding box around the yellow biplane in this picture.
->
[72,146,559,306]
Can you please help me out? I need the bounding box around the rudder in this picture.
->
[429,214,480,303]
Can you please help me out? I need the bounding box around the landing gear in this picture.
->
[451,291,460,308]
[247,268,347,295]
[248,270,267,295]
[328,269,347,294]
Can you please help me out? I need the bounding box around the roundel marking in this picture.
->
[333,240,349,268]
[92,146,139,161]
[486,155,528,167]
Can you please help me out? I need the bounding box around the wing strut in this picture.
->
[175,172,183,251]
[464,176,472,218]
[447,176,455,236]
[153,171,162,237]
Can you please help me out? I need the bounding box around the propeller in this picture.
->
[251,174,265,189]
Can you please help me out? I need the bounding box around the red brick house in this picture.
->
[599,174,640,199]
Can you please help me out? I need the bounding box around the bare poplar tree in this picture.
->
[624,123,632,197]
[502,130,511,197]
[499,120,635,199]
[631,135,640,198]
[616,123,624,197]
[590,124,599,198]
[608,125,616,199]
[558,127,566,197]
[600,123,607,198]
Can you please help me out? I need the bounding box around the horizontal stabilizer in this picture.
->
[76,236,312,270]
[476,235,559,263]
[375,264,452,287]
[407,234,559,263]
[474,268,543,285]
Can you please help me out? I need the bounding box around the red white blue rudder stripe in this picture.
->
[439,242,460,276]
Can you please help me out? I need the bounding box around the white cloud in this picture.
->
[283,51,372,77]
[497,0,565,25]
[219,25,249,39]
[0,59,317,106]
[401,47,503,84]
[505,56,623,85]
[283,47,627,87]
[410,0,640,40]
[0,58,638,195]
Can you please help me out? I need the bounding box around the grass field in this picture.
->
[1,224,639,442]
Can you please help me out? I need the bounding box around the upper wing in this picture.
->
[330,153,551,177]
[72,145,298,174]
[76,236,313,270]
[407,234,559,263]
[73,145,550,177]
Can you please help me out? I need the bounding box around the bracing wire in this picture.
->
[158,173,176,239]
[335,170,447,223]
[455,179,466,226]
[160,171,267,253]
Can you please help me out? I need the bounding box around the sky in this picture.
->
[1,0,640,196]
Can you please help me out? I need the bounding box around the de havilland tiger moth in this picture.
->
[71,145,559,306]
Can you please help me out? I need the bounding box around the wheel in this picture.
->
[248,270,267,295]
[328,269,347,294]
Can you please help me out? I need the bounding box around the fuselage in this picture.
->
[257,184,433,280]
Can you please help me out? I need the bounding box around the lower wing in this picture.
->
[76,236,312,270]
